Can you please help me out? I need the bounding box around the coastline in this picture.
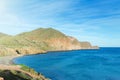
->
[11,48,120,80]
[0,47,100,65]
[47,48,99,53]
[0,48,99,67]
[0,55,22,65]
[5,48,99,65]
[0,55,50,80]
[0,48,99,80]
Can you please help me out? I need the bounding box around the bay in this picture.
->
[13,47,120,80]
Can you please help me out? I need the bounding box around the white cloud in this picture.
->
[0,0,119,46]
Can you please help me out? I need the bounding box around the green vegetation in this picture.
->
[18,28,66,39]
[0,28,96,80]
[11,70,33,80]
[0,28,66,49]
[0,70,34,80]
[0,28,96,56]
[0,33,9,38]
[0,69,46,80]
[20,64,38,75]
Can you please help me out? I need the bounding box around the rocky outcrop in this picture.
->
[0,70,48,80]
[45,37,81,51]
[0,28,98,56]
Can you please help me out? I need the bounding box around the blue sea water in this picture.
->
[13,47,120,80]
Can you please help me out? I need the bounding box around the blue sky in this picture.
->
[0,0,120,47]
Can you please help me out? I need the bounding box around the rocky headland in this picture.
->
[0,28,98,56]
[0,28,98,80]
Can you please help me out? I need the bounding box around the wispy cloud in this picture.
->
[0,0,120,46]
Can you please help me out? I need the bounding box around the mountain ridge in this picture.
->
[0,28,99,56]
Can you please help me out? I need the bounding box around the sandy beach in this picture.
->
[0,55,22,72]
[0,55,21,65]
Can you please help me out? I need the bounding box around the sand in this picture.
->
[0,55,22,71]
[0,55,21,65]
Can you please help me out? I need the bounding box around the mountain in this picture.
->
[0,28,98,56]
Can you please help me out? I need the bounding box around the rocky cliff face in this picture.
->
[0,28,98,56]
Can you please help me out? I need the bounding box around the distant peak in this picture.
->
[36,27,55,31]
[17,27,66,39]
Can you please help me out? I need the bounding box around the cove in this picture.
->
[13,47,120,80]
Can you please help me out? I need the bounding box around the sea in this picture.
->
[13,47,120,80]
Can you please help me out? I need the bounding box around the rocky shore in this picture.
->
[0,55,49,80]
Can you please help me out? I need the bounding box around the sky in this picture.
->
[0,0,120,47]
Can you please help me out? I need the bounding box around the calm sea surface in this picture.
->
[13,47,120,80]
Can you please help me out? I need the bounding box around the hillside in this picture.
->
[0,65,48,80]
[0,28,98,56]
[0,33,9,38]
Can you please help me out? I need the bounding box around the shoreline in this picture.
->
[0,55,22,65]
[0,48,99,80]
[0,55,50,80]
[0,48,99,65]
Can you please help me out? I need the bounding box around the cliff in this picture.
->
[0,28,98,56]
